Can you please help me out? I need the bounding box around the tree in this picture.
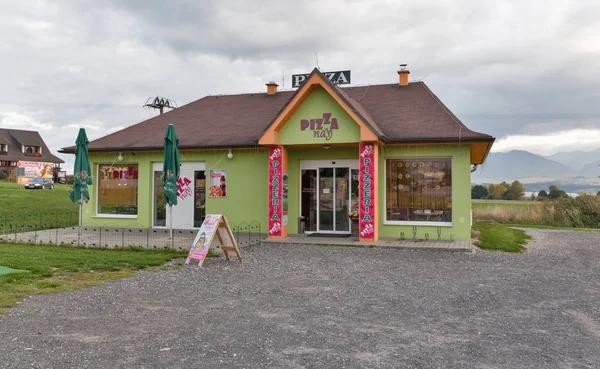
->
[548,185,567,200]
[529,192,536,201]
[504,180,526,200]
[488,182,509,200]
[597,191,600,197]
[471,185,488,199]
[538,189,548,198]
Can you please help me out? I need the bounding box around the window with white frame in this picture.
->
[97,164,139,215]
[385,158,452,223]
[23,146,41,156]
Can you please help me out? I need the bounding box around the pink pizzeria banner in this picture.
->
[268,146,283,236]
[359,143,375,239]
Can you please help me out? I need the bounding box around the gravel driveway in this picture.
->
[1,228,599,368]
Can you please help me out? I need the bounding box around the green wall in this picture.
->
[283,144,472,241]
[378,144,472,241]
[83,145,472,240]
[278,87,360,145]
[84,149,269,228]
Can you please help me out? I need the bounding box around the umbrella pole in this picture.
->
[78,194,83,236]
[169,204,173,239]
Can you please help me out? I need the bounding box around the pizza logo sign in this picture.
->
[177,177,192,199]
[300,113,339,141]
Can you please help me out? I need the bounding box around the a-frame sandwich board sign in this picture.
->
[186,214,242,267]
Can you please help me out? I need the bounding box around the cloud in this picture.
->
[0,0,598,158]
[492,129,600,156]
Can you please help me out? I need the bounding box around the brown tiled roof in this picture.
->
[65,91,297,152]
[342,82,492,143]
[0,128,64,163]
[0,130,10,144]
[60,78,493,153]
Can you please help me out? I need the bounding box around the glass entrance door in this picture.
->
[301,160,357,235]
[335,168,350,232]
[317,167,350,234]
[318,168,334,231]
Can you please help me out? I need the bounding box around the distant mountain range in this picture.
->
[546,149,600,170]
[473,149,600,193]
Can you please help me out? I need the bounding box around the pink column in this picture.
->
[359,142,378,242]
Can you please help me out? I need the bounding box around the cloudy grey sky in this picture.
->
[1,0,599,168]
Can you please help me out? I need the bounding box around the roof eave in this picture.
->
[60,144,263,154]
[387,137,494,144]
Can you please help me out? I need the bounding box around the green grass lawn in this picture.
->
[473,222,531,253]
[513,224,600,232]
[0,180,78,230]
[0,243,188,312]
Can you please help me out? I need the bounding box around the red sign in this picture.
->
[268,146,283,236]
[177,177,192,200]
[359,143,375,238]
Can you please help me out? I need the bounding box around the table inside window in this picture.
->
[413,210,443,221]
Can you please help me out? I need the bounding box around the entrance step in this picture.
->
[262,235,471,252]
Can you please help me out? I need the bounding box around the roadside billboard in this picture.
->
[16,161,54,184]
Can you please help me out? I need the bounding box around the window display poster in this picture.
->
[282,173,288,226]
[208,169,227,198]
[359,143,375,239]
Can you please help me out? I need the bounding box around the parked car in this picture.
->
[25,177,54,190]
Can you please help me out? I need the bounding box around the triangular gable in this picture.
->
[278,86,361,145]
[259,68,380,145]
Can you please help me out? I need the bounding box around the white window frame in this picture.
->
[151,162,207,229]
[383,156,453,227]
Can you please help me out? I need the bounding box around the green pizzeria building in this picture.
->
[61,67,494,242]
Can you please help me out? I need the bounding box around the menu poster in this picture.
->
[187,214,242,267]
[208,169,227,198]
[188,214,222,261]
[282,173,288,226]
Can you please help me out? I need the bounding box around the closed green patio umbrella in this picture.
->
[162,124,180,238]
[69,128,92,231]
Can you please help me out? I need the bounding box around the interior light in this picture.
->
[117,153,123,161]
[227,149,233,159]
[323,145,331,150]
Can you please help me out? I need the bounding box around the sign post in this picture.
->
[186,214,242,267]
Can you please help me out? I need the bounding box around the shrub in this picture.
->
[540,195,600,228]
[473,196,600,229]
[471,185,488,199]
[0,172,6,180]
